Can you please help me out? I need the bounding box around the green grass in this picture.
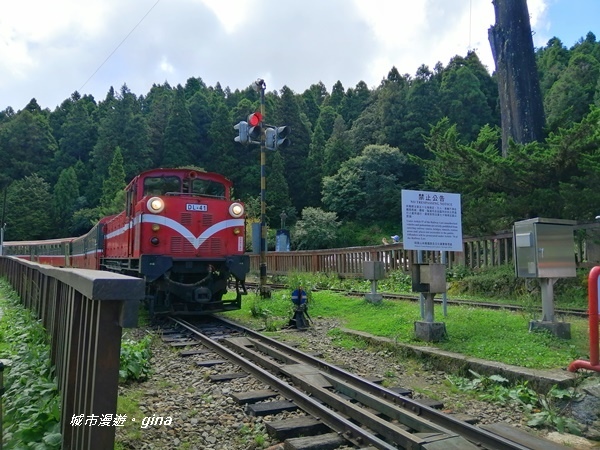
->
[114,389,146,448]
[227,288,590,370]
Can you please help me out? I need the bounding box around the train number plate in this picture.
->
[186,204,208,212]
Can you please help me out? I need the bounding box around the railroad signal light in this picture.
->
[265,126,291,150]
[265,128,276,150]
[234,120,249,145]
[275,125,291,149]
[248,112,263,141]
[248,112,262,126]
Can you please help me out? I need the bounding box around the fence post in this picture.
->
[1,360,4,450]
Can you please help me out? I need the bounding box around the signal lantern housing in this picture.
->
[265,125,291,150]
[234,120,249,145]
[247,112,263,141]
[275,125,291,149]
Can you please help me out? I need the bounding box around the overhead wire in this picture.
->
[469,0,472,50]
[77,0,161,93]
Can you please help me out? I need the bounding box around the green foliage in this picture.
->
[294,271,351,291]
[284,271,315,303]
[235,421,269,448]
[536,37,570,95]
[447,265,527,299]
[70,206,101,236]
[238,291,299,331]
[53,96,97,173]
[417,106,600,234]
[0,35,599,244]
[4,174,54,240]
[526,386,583,434]
[0,108,58,183]
[334,222,394,247]
[248,295,277,331]
[323,115,353,177]
[445,264,474,280]
[162,86,196,166]
[265,151,292,225]
[119,334,153,383]
[439,57,495,142]
[322,144,414,223]
[379,269,412,292]
[52,167,80,237]
[447,264,588,309]
[100,146,126,215]
[447,370,582,434]
[545,53,600,132]
[0,279,61,449]
[291,207,340,250]
[276,86,313,214]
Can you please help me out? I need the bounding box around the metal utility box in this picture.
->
[412,263,446,293]
[363,261,385,280]
[513,218,576,278]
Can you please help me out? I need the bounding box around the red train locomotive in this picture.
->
[3,168,250,315]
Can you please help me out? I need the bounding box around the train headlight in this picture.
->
[229,202,244,218]
[147,197,165,213]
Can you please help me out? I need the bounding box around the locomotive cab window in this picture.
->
[143,176,181,196]
[191,179,226,199]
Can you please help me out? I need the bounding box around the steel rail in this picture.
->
[182,316,534,450]
[244,282,588,317]
[170,317,397,449]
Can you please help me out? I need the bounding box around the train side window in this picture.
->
[126,190,134,216]
[143,176,181,196]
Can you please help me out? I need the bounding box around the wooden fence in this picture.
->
[250,223,600,278]
[0,256,144,450]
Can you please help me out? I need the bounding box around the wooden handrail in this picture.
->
[249,223,598,277]
[0,256,144,450]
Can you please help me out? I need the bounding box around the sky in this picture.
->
[1,0,599,112]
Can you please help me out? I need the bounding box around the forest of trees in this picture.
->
[1,32,600,249]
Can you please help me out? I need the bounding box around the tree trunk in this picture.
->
[488,0,545,157]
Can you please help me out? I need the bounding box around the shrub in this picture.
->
[0,280,61,448]
[447,265,527,298]
[119,334,153,383]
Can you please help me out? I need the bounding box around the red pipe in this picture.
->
[568,266,600,372]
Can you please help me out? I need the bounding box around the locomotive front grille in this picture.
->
[170,237,222,254]
[181,213,192,226]
[208,239,222,253]
[170,237,194,254]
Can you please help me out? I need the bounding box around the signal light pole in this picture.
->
[254,79,270,298]
[233,78,291,298]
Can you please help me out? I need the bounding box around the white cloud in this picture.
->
[0,0,568,111]
[159,56,175,75]
[199,0,250,33]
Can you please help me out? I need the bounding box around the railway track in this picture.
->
[245,282,588,318]
[160,316,568,450]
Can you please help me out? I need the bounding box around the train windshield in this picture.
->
[190,179,226,198]
[143,176,181,196]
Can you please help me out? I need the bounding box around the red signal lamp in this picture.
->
[248,112,263,126]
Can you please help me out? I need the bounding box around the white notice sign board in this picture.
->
[401,189,463,251]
